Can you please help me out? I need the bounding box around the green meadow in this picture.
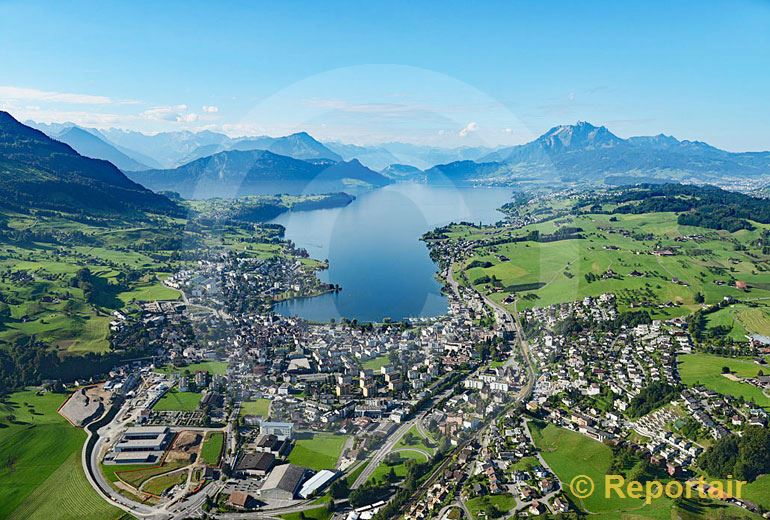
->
[287,432,348,471]
[152,390,202,411]
[200,432,225,465]
[679,353,770,408]
[366,449,428,485]
[157,360,228,376]
[449,212,770,319]
[527,420,674,517]
[238,398,271,418]
[0,389,124,519]
[527,421,761,519]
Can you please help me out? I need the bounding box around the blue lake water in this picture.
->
[271,183,513,322]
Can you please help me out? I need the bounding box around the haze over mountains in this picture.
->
[20,116,770,199]
[127,150,391,198]
[427,121,770,185]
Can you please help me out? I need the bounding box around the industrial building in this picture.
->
[258,463,307,500]
[298,469,338,499]
[234,452,276,476]
[114,426,172,452]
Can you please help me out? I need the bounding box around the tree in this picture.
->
[329,478,349,499]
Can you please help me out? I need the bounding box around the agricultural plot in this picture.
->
[287,432,348,471]
[679,354,770,408]
[452,212,770,318]
[465,494,518,520]
[0,390,123,519]
[705,304,770,341]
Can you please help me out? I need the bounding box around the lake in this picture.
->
[271,183,513,322]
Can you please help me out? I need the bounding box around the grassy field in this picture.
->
[118,281,180,304]
[102,460,188,489]
[366,449,427,484]
[361,355,390,371]
[156,361,228,376]
[0,389,124,519]
[449,211,770,318]
[287,432,348,471]
[141,470,187,496]
[679,353,770,408]
[393,426,435,455]
[706,304,770,341]
[280,506,332,520]
[239,398,270,418]
[465,494,518,519]
[527,420,674,517]
[200,432,224,466]
[152,390,202,411]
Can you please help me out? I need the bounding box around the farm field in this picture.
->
[0,389,124,519]
[239,398,271,418]
[200,432,224,465]
[678,354,770,408]
[117,280,180,304]
[706,304,770,341]
[287,432,348,471]
[450,211,770,318]
[706,475,770,511]
[152,390,202,411]
[526,421,760,519]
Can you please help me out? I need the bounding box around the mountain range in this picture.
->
[28,122,500,172]
[427,122,770,185]
[177,131,342,164]
[0,112,180,217]
[126,150,391,198]
[21,118,770,192]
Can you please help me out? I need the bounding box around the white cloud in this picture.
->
[141,104,197,122]
[178,112,199,123]
[202,105,219,113]
[458,121,478,137]
[503,127,513,134]
[0,85,131,105]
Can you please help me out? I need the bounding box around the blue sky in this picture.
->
[1,0,769,149]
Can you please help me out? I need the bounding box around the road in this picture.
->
[401,262,537,515]
[352,417,419,488]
